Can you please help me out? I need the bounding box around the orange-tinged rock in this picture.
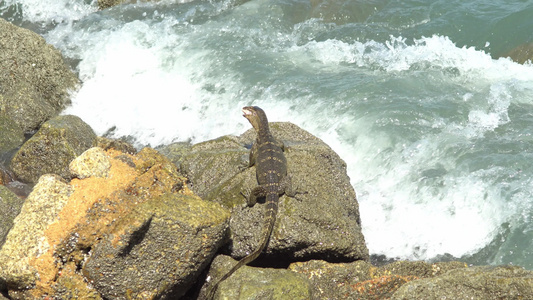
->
[0,146,228,299]
[31,149,139,294]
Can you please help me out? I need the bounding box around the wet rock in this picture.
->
[69,147,111,179]
[0,19,79,133]
[0,114,24,155]
[202,255,314,300]
[0,174,73,291]
[289,260,467,300]
[10,115,97,183]
[501,42,533,64]
[390,265,533,300]
[98,0,126,10]
[0,185,25,248]
[165,122,368,263]
[0,147,229,298]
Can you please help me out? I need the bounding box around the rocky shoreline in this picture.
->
[2,16,533,300]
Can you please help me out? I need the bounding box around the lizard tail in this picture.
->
[206,192,278,299]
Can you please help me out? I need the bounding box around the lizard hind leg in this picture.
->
[246,185,267,207]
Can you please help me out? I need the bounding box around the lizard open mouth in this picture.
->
[242,107,253,117]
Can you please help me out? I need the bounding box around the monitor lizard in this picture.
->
[206,106,292,299]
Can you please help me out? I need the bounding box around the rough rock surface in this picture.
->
[0,147,230,299]
[96,136,137,154]
[202,255,314,300]
[0,18,78,133]
[84,192,230,299]
[10,115,97,183]
[391,265,533,300]
[0,174,73,291]
[0,114,24,154]
[289,259,467,300]
[164,122,368,263]
[98,0,127,9]
[0,185,25,247]
[69,147,111,179]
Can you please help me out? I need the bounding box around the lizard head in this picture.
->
[242,106,268,130]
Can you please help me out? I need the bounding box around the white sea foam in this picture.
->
[286,34,533,259]
[2,0,97,23]
[37,0,533,262]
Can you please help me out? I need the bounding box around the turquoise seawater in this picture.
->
[2,0,533,268]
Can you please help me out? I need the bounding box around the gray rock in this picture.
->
[203,255,314,300]
[83,192,230,299]
[0,19,78,133]
[10,115,96,183]
[0,185,24,248]
[0,114,24,155]
[391,265,533,300]
[166,122,369,262]
[156,141,192,168]
[0,174,72,290]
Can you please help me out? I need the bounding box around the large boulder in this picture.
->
[0,185,25,248]
[10,115,97,183]
[83,192,230,299]
[0,147,230,299]
[390,265,533,300]
[0,18,78,133]
[162,122,369,264]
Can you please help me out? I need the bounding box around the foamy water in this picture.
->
[4,0,533,267]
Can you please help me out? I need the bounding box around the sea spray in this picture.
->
[4,0,533,268]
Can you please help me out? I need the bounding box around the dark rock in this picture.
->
[391,265,533,300]
[165,122,369,263]
[202,255,314,299]
[0,185,24,248]
[0,114,24,155]
[0,19,79,133]
[10,115,96,183]
[501,42,533,64]
[83,192,230,299]
[96,136,137,154]
[98,0,126,10]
